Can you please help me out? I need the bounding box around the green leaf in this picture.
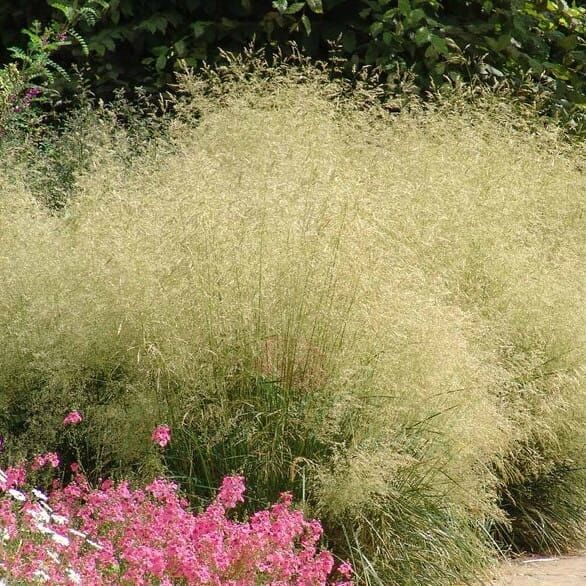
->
[407,9,427,25]
[88,31,117,55]
[285,2,305,14]
[430,35,449,55]
[120,0,134,17]
[21,29,42,47]
[89,0,109,10]
[46,57,70,80]
[155,51,167,71]
[111,6,120,25]
[301,14,312,35]
[191,21,207,38]
[398,0,411,17]
[342,30,357,53]
[557,34,578,51]
[307,0,323,14]
[47,1,74,21]
[370,21,384,38]
[8,47,30,63]
[424,44,438,60]
[272,0,288,14]
[68,28,89,57]
[264,19,275,37]
[414,27,431,46]
[174,39,186,57]
[545,62,571,80]
[138,15,170,34]
[220,18,238,30]
[486,34,513,51]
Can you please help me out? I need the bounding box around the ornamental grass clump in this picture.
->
[0,54,584,584]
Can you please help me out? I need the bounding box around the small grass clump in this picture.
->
[0,56,584,584]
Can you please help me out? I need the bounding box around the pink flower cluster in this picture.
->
[151,424,171,448]
[31,452,60,471]
[0,459,353,585]
[63,411,83,426]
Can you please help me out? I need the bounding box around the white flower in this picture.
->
[7,489,26,502]
[68,528,87,539]
[39,501,54,513]
[32,488,49,501]
[51,513,68,525]
[66,568,82,584]
[51,532,70,547]
[33,569,50,582]
[86,538,103,550]
[28,506,51,524]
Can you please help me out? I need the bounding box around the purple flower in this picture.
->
[25,87,41,98]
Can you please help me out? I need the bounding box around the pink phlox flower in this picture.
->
[0,464,353,585]
[145,478,179,503]
[100,479,113,491]
[300,519,323,549]
[0,464,26,490]
[31,452,60,471]
[63,410,83,426]
[216,475,245,509]
[338,561,353,577]
[151,424,171,448]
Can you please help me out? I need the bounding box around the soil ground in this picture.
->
[489,554,586,585]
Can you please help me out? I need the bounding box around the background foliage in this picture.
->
[0,0,107,132]
[0,0,584,127]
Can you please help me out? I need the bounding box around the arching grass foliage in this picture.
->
[0,57,584,584]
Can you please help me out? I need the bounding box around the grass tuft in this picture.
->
[1,55,584,584]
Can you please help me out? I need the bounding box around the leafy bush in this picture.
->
[0,0,107,133]
[1,1,583,129]
[0,56,584,583]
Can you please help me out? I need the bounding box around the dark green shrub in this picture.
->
[1,1,584,129]
[0,0,107,132]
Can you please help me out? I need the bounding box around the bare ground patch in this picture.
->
[489,554,586,585]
